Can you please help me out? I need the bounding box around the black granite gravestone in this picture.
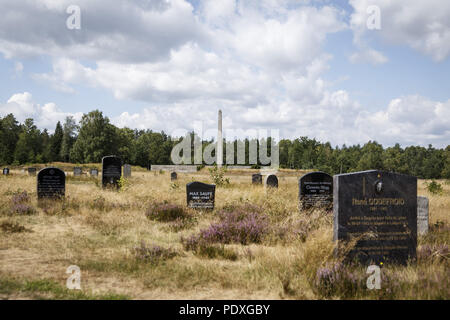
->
[28,167,37,176]
[186,182,215,209]
[334,170,417,265]
[171,172,177,181]
[3,168,9,175]
[252,173,262,185]
[37,167,65,199]
[74,167,82,176]
[299,172,333,210]
[265,174,278,188]
[102,156,122,188]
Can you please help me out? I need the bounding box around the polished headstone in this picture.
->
[37,167,65,199]
[186,182,215,210]
[265,174,278,188]
[333,170,417,265]
[90,168,99,177]
[299,172,333,210]
[252,173,262,185]
[102,156,122,188]
[74,167,82,176]
[171,172,177,181]
[3,168,9,175]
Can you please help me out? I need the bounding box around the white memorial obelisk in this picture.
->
[217,110,223,167]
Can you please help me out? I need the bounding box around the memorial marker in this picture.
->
[90,168,99,177]
[171,172,177,181]
[265,174,278,188]
[74,167,82,176]
[186,182,215,209]
[252,173,262,185]
[102,156,122,188]
[299,172,333,210]
[28,167,37,176]
[123,164,131,178]
[334,170,417,265]
[37,167,65,199]
[3,168,9,175]
[417,196,429,236]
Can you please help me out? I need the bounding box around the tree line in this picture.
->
[0,110,449,179]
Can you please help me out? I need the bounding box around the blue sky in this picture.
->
[0,0,449,148]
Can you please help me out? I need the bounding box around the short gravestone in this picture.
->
[171,172,177,181]
[265,174,278,188]
[90,168,99,177]
[74,167,82,176]
[28,168,37,176]
[299,172,333,210]
[417,196,429,236]
[334,170,417,265]
[3,168,10,175]
[123,164,131,178]
[102,156,122,188]
[37,167,65,199]
[252,173,262,185]
[186,182,215,210]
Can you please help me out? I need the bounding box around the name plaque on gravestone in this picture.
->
[90,168,99,177]
[186,182,215,210]
[334,170,417,265]
[102,156,122,188]
[299,172,333,210]
[252,174,262,185]
[171,172,177,181]
[123,164,131,178]
[28,168,37,176]
[3,168,9,175]
[37,167,65,199]
[74,167,82,176]
[265,175,278,188]
[417,196,429,236]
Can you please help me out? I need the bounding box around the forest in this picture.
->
[0,110,449,179]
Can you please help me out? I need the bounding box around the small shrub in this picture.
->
[313,262,362,298]
[10,191,35,215]
[0,221,30,233]
[417,244,449,262]
[181,237,237,261]
[118,176,130,192]
[132,241,177,264]
[146,203,189,222]
[426,180,443,195]
[208,165,229,187]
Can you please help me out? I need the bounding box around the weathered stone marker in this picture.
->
[186,182,215,210]
[102,155,122,188]
[417,196,429,236]
[333,170,417,265]
[252,173,262,185]
[3,168,9,175]
[74,167,82,176]
[171,172,177,181]
[123,164,131,178]
[299,172,333,210]
[37,167,65,199]
[90,168,99,177]
[28,167,37,176]
[265,174,278,188]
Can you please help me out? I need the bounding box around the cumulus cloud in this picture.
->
[350,0,450,62]
[0,92,82,130]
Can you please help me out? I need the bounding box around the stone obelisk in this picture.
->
[217,110,223,167]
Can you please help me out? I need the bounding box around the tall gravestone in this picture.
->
[252,173,262,185]
[171,172,177,181]
[334,170,417,265]
[102,156,122,188]
[74,167,82,176]
[186,182,215,210]
[265,174,278,188]
[90,168,99,177]
[417,196,429,236]
[299,172,333,210]
[28,168,37,176]
[3,168,10,175]
[123,164,131,178]
[37,168,65,199]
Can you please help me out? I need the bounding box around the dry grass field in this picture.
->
[0,164,448,300]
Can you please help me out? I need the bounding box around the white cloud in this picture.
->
[0,92,82,130]
[350,0,450,62]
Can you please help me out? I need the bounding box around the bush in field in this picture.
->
[417,244,449,262]
[182,205,269,248]
[208,165,230,187]
[426,180,443,195]
[313,262,363,298]
[10,190,35,215]
[132,241,177,264]
[146,203,190,222]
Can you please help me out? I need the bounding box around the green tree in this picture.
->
[60,116,78,162]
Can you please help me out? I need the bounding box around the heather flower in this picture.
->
[132,241,177,264]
